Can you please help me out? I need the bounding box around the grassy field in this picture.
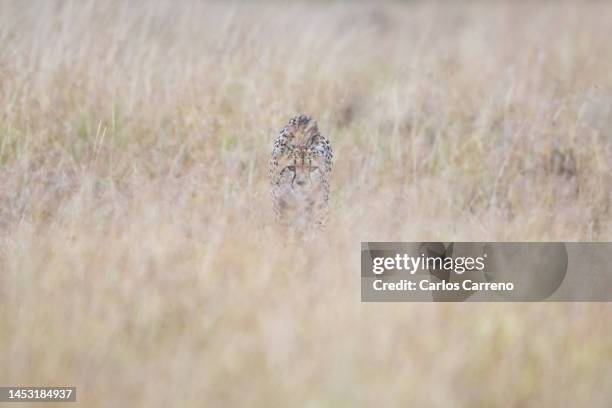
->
[1,0,611,406]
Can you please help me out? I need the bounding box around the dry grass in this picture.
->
[1,0,611,406]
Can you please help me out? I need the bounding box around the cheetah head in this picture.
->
[276,146,327,199]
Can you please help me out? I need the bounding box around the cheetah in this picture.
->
[269,115,333,232]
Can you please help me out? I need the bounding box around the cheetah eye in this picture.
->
[287,165,296,172]
[309,166,319,172]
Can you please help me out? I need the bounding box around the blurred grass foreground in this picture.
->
[0,0,611,406]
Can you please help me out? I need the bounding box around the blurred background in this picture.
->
[0,0,611,406]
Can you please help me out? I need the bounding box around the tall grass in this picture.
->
[0,1,611,406]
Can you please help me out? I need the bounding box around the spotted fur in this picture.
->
[269,115,333,231]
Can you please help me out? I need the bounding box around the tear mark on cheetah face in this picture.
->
[269,115,333,231]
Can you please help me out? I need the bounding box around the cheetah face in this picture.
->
[281,163,323,197]
[277,151,325,199]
